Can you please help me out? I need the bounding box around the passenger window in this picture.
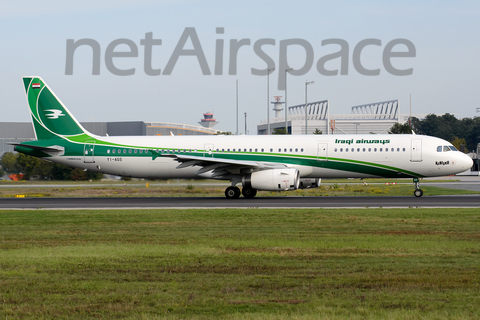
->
[379,148,382,152]
[261,148,264,152]
[140,149,143,153]
[284,148,287,152]
[278,148,281,152]
[340,148,343,152]
[270,148,273,152]
[249,148,252,152]
[295,148,298,152]
[289,148,292,152]
[112,149,115,153]
[357,148,360,152]
[385,148,388,152]
[351,148,354,152]
[255,148,258,152]
[233,149,235,152]
[345,148,348,152]
[301,148,304,152]
[123,149,127,154]
[363,148,365,152]
[334,148,337,152]
[368,148,371,152]
[374,148,377,152]
[402,148,405,152]
[129,149,132,153]
[134,149,137,153]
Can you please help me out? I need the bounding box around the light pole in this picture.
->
[305,80,314,135]
[285,67,293,134]
[267,67,275,135]
[244,112,247,135]
[354,122,360,134]
[235,79,238,135]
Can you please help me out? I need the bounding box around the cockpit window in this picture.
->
[449,145,458,151]
[437,146,442,152]
[443,146,451,152]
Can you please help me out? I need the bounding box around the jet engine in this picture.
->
[298,178,321,189]
[242,168,300,191]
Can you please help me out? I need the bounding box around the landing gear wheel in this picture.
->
[413,178,423,197]
[242,187,257,198]
[414,189,423,197]
[225,186,241,199]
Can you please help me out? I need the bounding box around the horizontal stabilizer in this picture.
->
[8,143,65,155]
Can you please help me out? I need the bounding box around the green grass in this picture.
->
[0,183,478,198]
[1,208,479,319]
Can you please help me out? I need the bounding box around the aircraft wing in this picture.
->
[158,153,287,178]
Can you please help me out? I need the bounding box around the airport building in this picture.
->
[257,99,427,135]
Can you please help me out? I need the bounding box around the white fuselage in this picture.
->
[49,134,473,180]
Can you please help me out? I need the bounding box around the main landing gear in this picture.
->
[413,177,423,197]
[224,186,258,199]
[225,186,241,199]
[242,187,257,198]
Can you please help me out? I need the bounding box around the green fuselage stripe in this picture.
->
[18,136,422,178]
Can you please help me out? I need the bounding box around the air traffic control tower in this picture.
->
[198,111,218,128]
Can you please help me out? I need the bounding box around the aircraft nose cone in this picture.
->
[460,154,473,170]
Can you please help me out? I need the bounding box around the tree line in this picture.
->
[0,152,103,181]
[389,113,479,152]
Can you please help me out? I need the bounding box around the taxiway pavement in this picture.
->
[1,195,479,209]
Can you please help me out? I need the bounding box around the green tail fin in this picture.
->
[22,77,88,140]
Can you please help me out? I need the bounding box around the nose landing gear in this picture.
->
[413,177,423,197]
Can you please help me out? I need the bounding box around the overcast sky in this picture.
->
[1,0,479,133]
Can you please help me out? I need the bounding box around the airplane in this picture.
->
[11,77,473,199]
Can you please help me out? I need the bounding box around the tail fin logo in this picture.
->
[44,109,65,119]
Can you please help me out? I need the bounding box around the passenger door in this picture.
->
[317,143,328,161]
[411,139,422,162]
[84,142,95,163]
[204,143,214,158]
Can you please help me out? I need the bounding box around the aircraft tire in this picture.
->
[225,186,241,199]
[414,189,423,197]
[242,187,257,198]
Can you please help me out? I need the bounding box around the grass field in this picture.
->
[0,183,478,198]
[1,208,479,319]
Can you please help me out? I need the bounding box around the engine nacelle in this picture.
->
[298,178,321,189]
[242,169,300,191]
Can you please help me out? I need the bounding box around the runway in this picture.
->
[1,195,480,209]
